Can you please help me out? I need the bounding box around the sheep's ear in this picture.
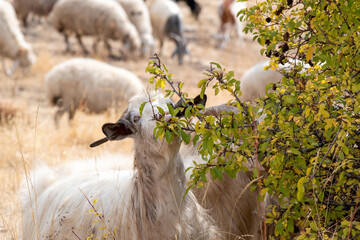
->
[102,119,134,141]
[194,94,207,107]
[175,94,207,117]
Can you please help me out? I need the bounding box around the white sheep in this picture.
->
[147,0,189,65]
[50,0,141,57]
[0,0,36,75]
[115,0,155,57]
[44,58,144,124]
[13,0,59,27]
[240,60,314,104]
[239,61,282,104]
[21,91,220,240]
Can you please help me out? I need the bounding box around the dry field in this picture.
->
[0,0,266,239]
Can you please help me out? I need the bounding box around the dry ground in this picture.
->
[0,0,266,239]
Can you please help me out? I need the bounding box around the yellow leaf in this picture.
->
[306,45,316,62]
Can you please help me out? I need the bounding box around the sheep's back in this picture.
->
[45,58,143,113]
[240,61,282,103]
[23,168,135,240]
[117,0,152,37]
[31,0,59,16]
[84,66,143,112]
[51,0,129,39]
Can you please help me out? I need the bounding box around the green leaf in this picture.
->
[211,167,223,180]
[290,148,301,155]
[157,106,165,115]
[139,102,147,116]
[180,130,191,144]
[193,134,200,146]
[165,130,173,143]
[185,106,192,119]
[210,62,222,70]
[167,103,174,116]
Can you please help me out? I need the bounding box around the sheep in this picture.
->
[12,0,59,27]
[21,91,220,240]
[0,0,36,75]
[180,114,262,239]
[240,60,314,104]
[50,0,141,57]
[179,103,276,239]
[174,0,201,19]
[115,0,155,57]
[147,0,189,65]
[44,58,144,125]
[217,0,247,48]
[239,61,282,104]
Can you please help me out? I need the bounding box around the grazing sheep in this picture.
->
[50,0,141,57]
[21,91,220,240]
[174,0,201,19]
[148,0,189,65]
[13,0,59,27]
[217,0,247,48]
[115,0,154,56]
[44,58,144,125]
[0,0,36,75]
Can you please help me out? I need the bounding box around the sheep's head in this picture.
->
[18,45,36,68]
[169,33,189,65]
[122,25,142,55]
[90,92,206,151]
[105,92,171,135]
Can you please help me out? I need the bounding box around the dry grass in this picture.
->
[0,0,266,238]
[0,101,20,124]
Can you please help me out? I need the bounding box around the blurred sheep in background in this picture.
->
[0,0,36,75]
[147,0,190,65]
[44,58,144,125]
[50,0,141,58]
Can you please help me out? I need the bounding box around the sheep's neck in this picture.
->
[134,143,185,202]
[132,142,185,235]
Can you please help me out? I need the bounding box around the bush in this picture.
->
[146,0,360,238]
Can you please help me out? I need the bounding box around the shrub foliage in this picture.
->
[146,0,360,238]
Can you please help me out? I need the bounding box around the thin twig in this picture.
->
[72,231,81,240]
[150,54,185,102]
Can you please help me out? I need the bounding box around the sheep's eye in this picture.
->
[133,116,140,123]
